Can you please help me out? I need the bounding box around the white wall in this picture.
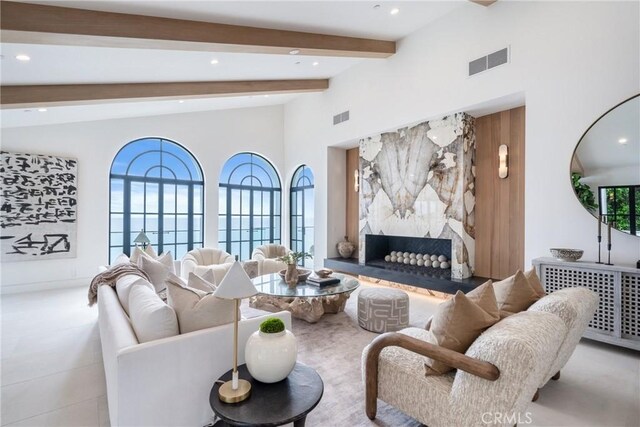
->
[284,1,640,268]
[1,106,284,292]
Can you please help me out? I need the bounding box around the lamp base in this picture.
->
[218,379,251,403]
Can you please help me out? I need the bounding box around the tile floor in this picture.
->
[1,283,639,426]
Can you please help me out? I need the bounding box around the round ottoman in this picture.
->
[358,288,409,333]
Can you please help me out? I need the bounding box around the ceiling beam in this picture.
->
[470,1,498,6]
[0,1,395,58]
[0,80,329,108]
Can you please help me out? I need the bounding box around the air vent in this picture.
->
[333,110,350,125]
[469,47,510,76]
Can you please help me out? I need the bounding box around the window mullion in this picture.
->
[123,178,131,256]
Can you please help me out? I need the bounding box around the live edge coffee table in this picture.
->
[210,363,323,427]
[249,273,360,323]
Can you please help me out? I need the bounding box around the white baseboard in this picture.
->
[0,277,91,295]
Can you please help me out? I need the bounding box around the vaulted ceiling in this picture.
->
[0,1,487,127]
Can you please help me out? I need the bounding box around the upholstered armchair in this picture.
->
[527,287,598,394]
[181,248,235,285]
[362,310,566,427]
[251,244,289,275]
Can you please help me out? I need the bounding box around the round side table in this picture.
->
[209,362,323,427]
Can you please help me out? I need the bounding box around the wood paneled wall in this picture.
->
[475,106,526,280]
[346,147,360,258]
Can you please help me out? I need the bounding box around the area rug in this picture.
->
[289,281,441,427]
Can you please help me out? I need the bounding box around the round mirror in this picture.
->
[571,94,639,236]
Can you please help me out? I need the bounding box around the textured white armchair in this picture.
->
[362,310,566,427]
[251,244,289,275]
[181,248,235,284]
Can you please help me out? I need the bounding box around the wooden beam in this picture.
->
[470,0,498,6]
[0,1,395,58]
[0,80,329,108]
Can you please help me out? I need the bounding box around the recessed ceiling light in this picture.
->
[618,138,628,144]
[289,49,300,55]
[390,8,400,15]
[16,54,30,61]
[178,100,185,103]
[264,95,270,98]
[210,59,219,65]
[37,108,47,112]
[312,61,319,66]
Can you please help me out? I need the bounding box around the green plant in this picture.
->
[277,251,312,265]
[571,173,598,211]
[260,317,285,334]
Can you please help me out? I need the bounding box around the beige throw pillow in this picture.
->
[424,280,497,331]
[137,251,175,293]
[425,290,500,375]
[165,273,237,334]
[130,245,157,264]
[494,270,541,317]
[128,283,179,343]
[524,268,546,298]
[187,271,216,292]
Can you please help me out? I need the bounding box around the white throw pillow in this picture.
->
[165,273,237,334]
[128,283,179,343]
[137,251,175,293]
[130,245,157,264]
[115,275,155,316]
[112,253,131,266]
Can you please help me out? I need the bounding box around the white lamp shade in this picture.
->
[213,261,258,299]
[134,230,151,245]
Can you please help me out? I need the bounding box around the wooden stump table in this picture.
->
[249,273,359,323]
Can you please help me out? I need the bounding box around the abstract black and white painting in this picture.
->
[0,151,78,261]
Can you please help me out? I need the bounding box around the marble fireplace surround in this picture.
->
[358,113,475,279]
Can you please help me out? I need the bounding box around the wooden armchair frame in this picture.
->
[365,332,501,419]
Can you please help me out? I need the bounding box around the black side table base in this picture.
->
[212,415,306,427]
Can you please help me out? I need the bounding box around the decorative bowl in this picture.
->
[279,268,312,283]
[550,248,584,262]
[314,268,333,279]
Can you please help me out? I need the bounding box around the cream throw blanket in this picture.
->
[88,263,150,306]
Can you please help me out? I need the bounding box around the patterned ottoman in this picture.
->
[358,288,409,333]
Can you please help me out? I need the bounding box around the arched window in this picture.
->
[290,165,314,266]
[219,153,281,260]
[110,138,204,261]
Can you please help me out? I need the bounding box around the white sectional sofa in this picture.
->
[97,275,291,426]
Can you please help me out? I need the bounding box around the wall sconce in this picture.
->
[498,144,508,179]
[354,169,360,192]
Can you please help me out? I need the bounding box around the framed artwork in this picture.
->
[0,151,78,261]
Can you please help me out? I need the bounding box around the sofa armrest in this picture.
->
[113,311,292,427]
[364,332,499,420]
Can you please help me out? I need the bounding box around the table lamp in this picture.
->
[213,260,258,403]
[133,229,151,249]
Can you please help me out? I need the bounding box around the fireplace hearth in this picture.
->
[324,234,486,294]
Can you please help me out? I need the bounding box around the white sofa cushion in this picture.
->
[115,275,155,316]
[138,251,175,292]
[128,283,179,343]
[166,273,237,334]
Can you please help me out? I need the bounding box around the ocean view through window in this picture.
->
[219,152,281,260]
[109,138,204,261]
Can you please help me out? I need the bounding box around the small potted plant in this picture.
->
[278,251,312,286]
[245,317,298,383]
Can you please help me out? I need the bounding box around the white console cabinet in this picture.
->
[533,257,639,351]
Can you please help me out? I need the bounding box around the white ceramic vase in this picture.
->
[245,329,298,383]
